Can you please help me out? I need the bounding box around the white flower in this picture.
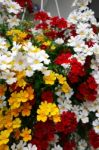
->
[7,15,20,28]
[11,42,22,52]
[13,52,27,71]
[68,10,79,24]
[77,139,87,150]
[0,96,6,108]
[51,144,63,150]
[23,144,37,150]
[58,100,72,113]
[72,105,89,123]
[1,70,17,85]
[68,36,85,49]
[11,140,26,150]
[6,1,22,14]
[0,37,8,52]
[55,38,64,45]
[72,0,92,8]
[93,119,99,134]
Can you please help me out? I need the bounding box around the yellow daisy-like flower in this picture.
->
[12,118,21,129]
[0,84,7,96]
[0,130,10,145]
[6,29,27,43]
[56,74,66,84]
[43,71,56,85]
[37,101,61,123]
[62,82,71,93]
[43,41,51,46]
[20,128,32,142]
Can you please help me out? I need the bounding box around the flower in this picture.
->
[34,11,50,22]
[21,128,32,142]
[37,101,61,123]
[51,144,63,150]
[55,111,77,135]
[0,130,10,145]
[89,129,99,149]
[43,71,56,85]
[41,90,53,103]
[93,119,99,134]
[55,38,64,45]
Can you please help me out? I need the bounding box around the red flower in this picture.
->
[41,90,53,103]
[86,40,95,47]
[36,22,48,30]
[63,140,76,150]
[68,58,85,83]
[55,111,77,135]
[34,11,50,22]
[89,129,99,149]
[15,0,33,12]
[50,16,68,29]
[45,30,57,40]
[77,76,97,101]
[31,121,55,150]
[54,52,72,65]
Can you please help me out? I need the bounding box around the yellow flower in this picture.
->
[53,115,61,123]
[56,74,66,84]
[21,128,32,142]
[8,90,29,109]
[21,102,32,116]
[62,82,71,93]
[12,118,21,129]
[0,145,9,150]
[16,71,27,88]
[37,101,61,123]
[7,29,27,43]
[35,35,45,42]
[43,71,56,85]
[17,79,27,88]
[8,92,21,109]
[50,45,56,50]
[0,130,10,145]
[43,41,51,46]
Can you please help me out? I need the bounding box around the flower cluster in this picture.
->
[0,0,99,149]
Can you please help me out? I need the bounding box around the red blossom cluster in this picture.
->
[34,11,68,31]
[41,90,53,103]
[54,52,85,83]
[63,140,76,150]
[68,58,85,83]
[54,52,72,65]
[55,111,77,135]
[15,0,33,12]
[77,76,98,101]
[31,121,55,150]
[89,129,99,149]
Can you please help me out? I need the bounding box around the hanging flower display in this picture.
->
[0,0,99,149]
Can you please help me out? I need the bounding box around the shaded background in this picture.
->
[32,0,99,19]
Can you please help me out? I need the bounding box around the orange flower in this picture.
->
[20,128,32,142]
[26,86,34,100]
[0,84,7,96]
[21,102,32,116]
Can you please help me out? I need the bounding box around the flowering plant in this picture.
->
[0,0,99,149]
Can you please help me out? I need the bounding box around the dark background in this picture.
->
[90,0,99,21]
